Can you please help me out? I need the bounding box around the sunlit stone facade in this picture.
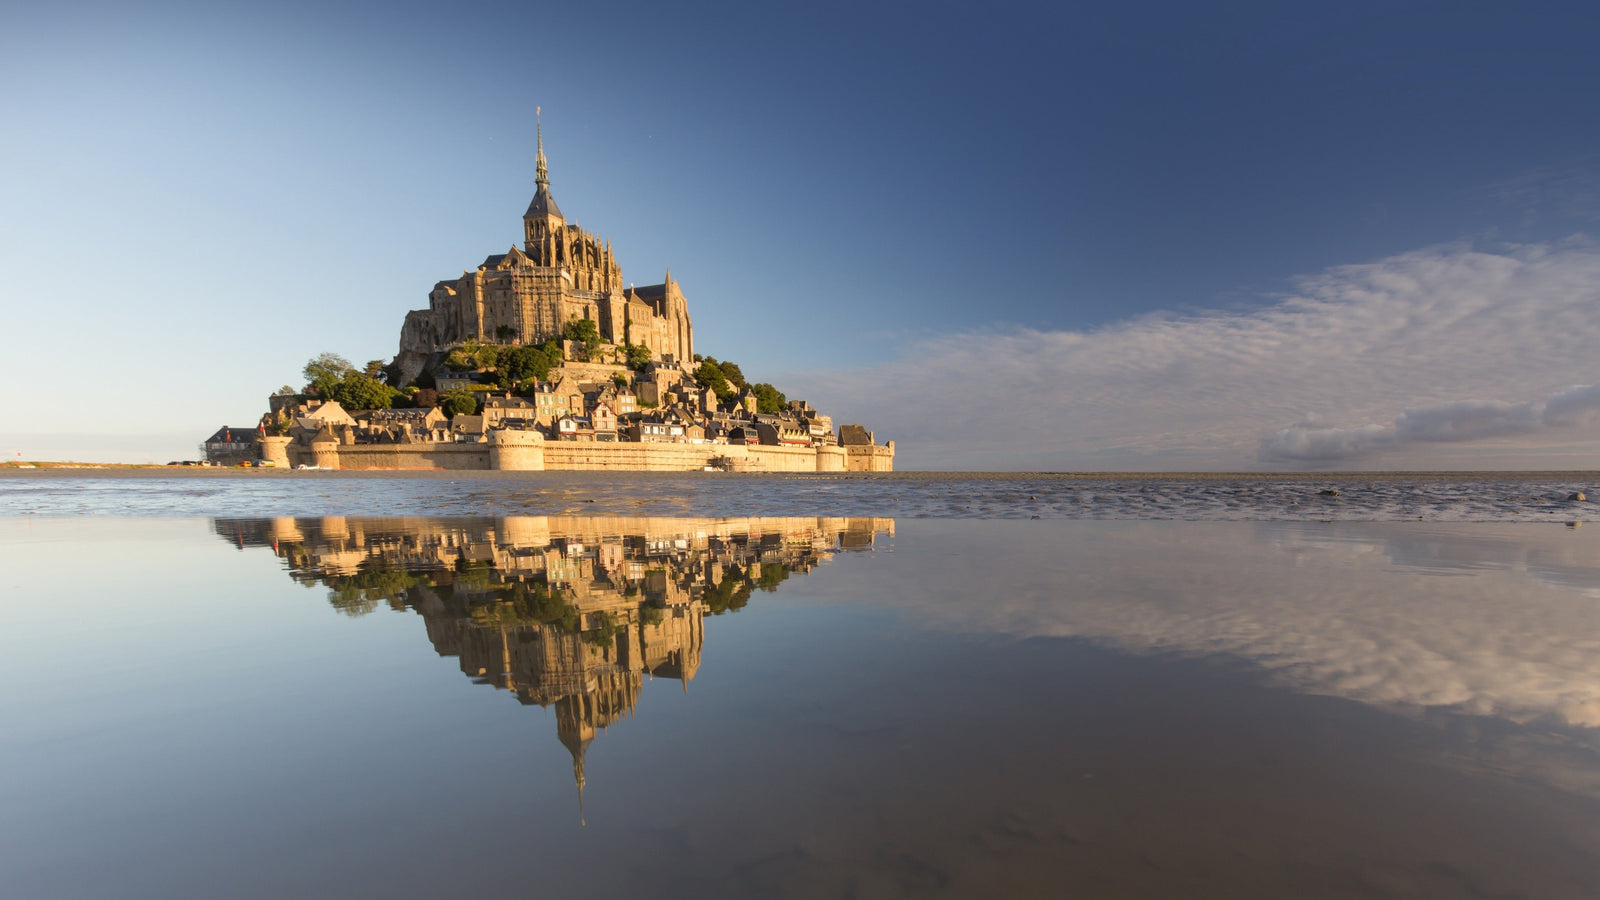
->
[395,124,693,383]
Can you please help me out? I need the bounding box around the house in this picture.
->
[483,394,540,428]
[583,383,637,418]
[590,401,618,441]
[451,415,486,440]
[299,401,355,428]
[359,406,448,439]
[753,418,811,447]
[549,376,585,419]
[435,370,488,392]
[554,414,595,441]
[624,410,687,443]
[839,424,876,446]
[203,426,261,464]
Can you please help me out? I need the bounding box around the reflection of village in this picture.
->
[215,515,893,808]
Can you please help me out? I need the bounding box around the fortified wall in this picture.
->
[259,433,893,473]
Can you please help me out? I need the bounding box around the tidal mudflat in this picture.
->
[2,478,1598,897]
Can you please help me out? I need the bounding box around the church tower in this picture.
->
[523,112,565,251]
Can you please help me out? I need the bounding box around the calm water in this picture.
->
[2,476,1599,897]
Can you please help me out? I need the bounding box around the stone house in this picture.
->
[583,384,636,416]
[203,426,261,464]
[839,424,876,446]
[696,385,719,414]
[623,410,688,443]
[435,370,488,392]
[298,401,355,428]
[753,418,811,447]
[483,394,540,428]
[555,414,595,441]
[356,406,449,442]
[590,401,618,441]
[451,415,486,440]
[549,376,585,419]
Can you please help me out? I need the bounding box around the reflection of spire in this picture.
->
[572,740,587,827]
[557,713,592,827]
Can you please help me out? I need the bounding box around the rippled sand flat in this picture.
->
[1,468,1596,520]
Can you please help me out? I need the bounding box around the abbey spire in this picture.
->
[524,108,564,247]
[535,110,550,187]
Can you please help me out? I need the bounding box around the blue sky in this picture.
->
[4,1,1599,467]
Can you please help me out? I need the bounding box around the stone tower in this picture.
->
[522,117,566,249]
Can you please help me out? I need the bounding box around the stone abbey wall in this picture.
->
[264,433,891,472]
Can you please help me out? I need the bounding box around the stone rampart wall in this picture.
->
[542,441,716,471]
[335,443,490,470]
[845,443,896,472]
[744,445,824,472]
[281,436,893,472]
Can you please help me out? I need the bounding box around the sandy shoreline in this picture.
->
[1,466,1596,482]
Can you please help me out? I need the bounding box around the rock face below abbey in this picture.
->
[233,128,893,473]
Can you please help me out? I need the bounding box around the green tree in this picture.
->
[716,360,746,390]
[751,382,787,414]
[758,563,792,592]
[563,317,600,345]
[495,324,517,342]
[329,372,398,410]
[443,340,500,372]
[363,359,385,379]
[442,348,474,372]
[303,352,354,397]
[475,342,501,370]
[613,372,629,389]
[438,387,478,417]
[704,574,754,615]
[695,359,735,402]
[502,345,552,384]
[625,343,652,371]
[327,565,418,617]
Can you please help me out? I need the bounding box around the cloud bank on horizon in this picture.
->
[791,237,1600,470]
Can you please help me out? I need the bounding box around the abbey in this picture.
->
[394,125,692,383]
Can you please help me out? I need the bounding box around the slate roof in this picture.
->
[524,184,563,220]
[205,426,260,444]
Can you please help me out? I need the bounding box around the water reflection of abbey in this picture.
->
[216,515,892,805]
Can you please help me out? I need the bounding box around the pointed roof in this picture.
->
[525,184,563,221]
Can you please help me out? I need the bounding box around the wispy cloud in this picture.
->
[1261,382,1600,462]
[788,238,1600,469]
